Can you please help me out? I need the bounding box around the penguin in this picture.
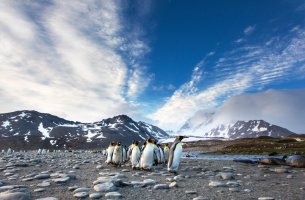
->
[105,142,115,164]
[167,136,188,173]
[158,144,165,164]
[112,142,123,167]
[139,138,155,170]
[122,145,127,163]
[127,140,136,161]
[153,141,160,166]
[163,144,170,163]
[130,141,141,169]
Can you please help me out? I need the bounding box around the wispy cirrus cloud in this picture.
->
[0,0,152,122]
[151,27,305,131]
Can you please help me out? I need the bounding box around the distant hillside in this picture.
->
[0,110,168,150]
[203,120,295,139]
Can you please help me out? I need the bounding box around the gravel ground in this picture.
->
[1,151,305,200]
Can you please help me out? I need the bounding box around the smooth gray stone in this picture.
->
[219,172,234,180]
[208,181,226,187]
[153,184,169,190]
[185,190,197,194]
[193,196,209,200]
[52,177,70,183]
[73,192,89,198]
[104,192,122,198]
[89,192,103,199]
[0,185,27,193]
[73,187,90,194]
[34,188,46,192]
[35,174,50,179]
[37,182,51,187]
[36,198,59,200]
[0,191,31,200]
[258,198,275,200]
[94,182,117,192]
[229,187,240,192]
[226,181,240,187]
[169,182,178,188]
[143,179,156,186]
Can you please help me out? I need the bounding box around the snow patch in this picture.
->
[1,120,10,128]
[24,136,29,142]
[50,140,56,145]
[38,122,50,139]
[19,112,27,118]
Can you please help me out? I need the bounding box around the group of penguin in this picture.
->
[105,136,187,173]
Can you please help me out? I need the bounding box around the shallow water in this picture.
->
[183,152,283,161]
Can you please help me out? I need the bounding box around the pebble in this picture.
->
[193,196,209,200]
[94,182,117,192]
[73,192,89,198]
[287,175,293,179]
[52,177,70,183]
[0,191,31,200]
[105,191,122,198]
[37,181,51,187]
[68,185,79,191]
[34,188,46,192]
[219,172,234,180]
[208,181,226,187]
[143,179,156,186]
[169,181,178,188]
[185,190,197,194]
[273,167,288,173]
[258,198,275,200]
[244,189,252,192]
[153,184,169,189]
[36,198,59,200]
[73,187,90,194]
[35,174,50,179]
[89,192,103,199]
[229,187,240,192]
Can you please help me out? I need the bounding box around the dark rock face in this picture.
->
[0,111,168,150]
[204,120,295,139]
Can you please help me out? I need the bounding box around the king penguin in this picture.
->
[105,142,115,164]
[130,141,141,169]
[112,142,123,167]
[167,136,188,173]
[163,144,170,163]
[139,138,154,170]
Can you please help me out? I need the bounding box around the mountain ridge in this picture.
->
[0,110,169,150]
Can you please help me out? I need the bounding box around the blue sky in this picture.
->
[1,0,305,131]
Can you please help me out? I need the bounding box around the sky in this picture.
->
[1,0,305,132]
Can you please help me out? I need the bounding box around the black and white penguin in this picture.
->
[139,138,154,170]
[112,142,123,166]
[163,144,170,163]
[130,141,141,169]
[105,142,115,164]
[167,136,188,173]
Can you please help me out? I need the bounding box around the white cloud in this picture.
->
[243,25,256,35]
[0,0,150,122]
[150,27,305,131]
[212,89,305,133]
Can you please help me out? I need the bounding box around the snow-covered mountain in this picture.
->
[203,120,295,139]
[0,110,168,150]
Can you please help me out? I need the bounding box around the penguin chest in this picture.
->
[141,144,154,167]
[172,144,183,167]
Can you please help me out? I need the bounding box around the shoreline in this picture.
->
[1,151,305,199]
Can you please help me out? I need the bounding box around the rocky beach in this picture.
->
[1,151,305,200]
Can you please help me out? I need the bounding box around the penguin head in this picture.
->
[147,138,153,143]
[176,136,188,141]
[110,142,115,146]
[117,142,121,146]
[134,141,140,146]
